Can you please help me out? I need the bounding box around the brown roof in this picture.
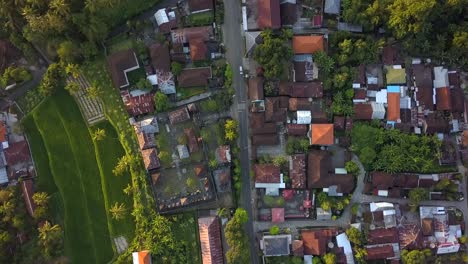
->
[194,164,207,177]
[292,36,324,54]
[382,46,397,65]
[252,134,279,145]
[136,130,156,150]
[367,227,399,245]
[4,140,31,166]
[189,38,208,61]
[184,128,200,153]
[365,245,395,260]
[293,61,313,82]
[387,92,400,121]
[412,64,434,110]
[171,26,213,44]
[355,64,366,84]
[451,88,464,113]
[168,107,191,124]
[254,164,281,183]
[422,218,433,236]
[371,171,393,189]
[436,87,452,111]
[280,3,298,26]
[287,124,308,136]
[290,154,306,189]
[311,101,328,123]
[265,97,287,122]
[258,0,281,29]
[292,240,304,256]
[120,90,155,116]
[107,49,139,88]
[141,148,160,171]
[279,82,323,98]
[301,229,337,255]
[354,89,367,100]
[178,67,212,87]
[334,116,345,131]
[289,98,311,111]
[21,178,35,217]
[307,151,354,193]
[423,113,450,134]
[249,77,264,100]
[448,71,460,87]
[189,0,213,12]
[216,145,230,163]
[250,113,277,134]
[198,216,224,264]
[149,43,171,72]
[310,124,334,145]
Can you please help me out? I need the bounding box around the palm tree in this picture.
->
[32,192,50,207]
[87,85,101,99]
[65,82,80,95]
[109,202,126,220]
[65,63,80,79]
[84,0,98,13]
[92,128,106,141]
[49,0,70,16]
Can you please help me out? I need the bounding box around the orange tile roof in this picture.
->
[292,36,324,54]
[133,250,151,264]
[436,87,452,111]
[387,93,400,121]
[310,124,334,145]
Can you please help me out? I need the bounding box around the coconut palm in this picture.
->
[92,128,106,141]
[109,202,126,220]
[32,192,50,207]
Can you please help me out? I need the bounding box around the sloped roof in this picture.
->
[132,251,151,264]
[286,124,308,136]
[149,43,171,72]
[184,127,199,153]
[367,227,399,245]
[292,36,324,54]
[310,124,334,145]
[279,81,323,98]
[272,208,285,223]
[292,240,304,256]
[436,87,451,111]
[289,98,311,111]
[120,90,155,116]
[386,93,400,121]
[382,46,397,65]
[141,148,160,171]
[171,26,213,44]
[249,77,264,100]
[189,0,213,12]
[412,64,433,110]
[252,134,278,145]
[136,129,156,150]
[258,0,281,29]
[324,0,341,15]
[290,154,306,189]
[189,38,208,61]
[4,140,31,166]
[293,60,314,82]
[451,87,464,113]
[280,3,297,25]
[107,49,140,88]
[301,229,337,255]
[353,104,373,120]
[178,67,212,87]
[198,216,224,264]
[365,245,395,260]
[265,97,287,122]
[168,107,191,124]
[255,164,281,183]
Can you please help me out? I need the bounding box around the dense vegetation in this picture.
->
[342,0,468,69]
[225,208,251,264]
[253,29,293,79]
[351,123,445,173]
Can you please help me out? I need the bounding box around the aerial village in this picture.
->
[0,0,467,263]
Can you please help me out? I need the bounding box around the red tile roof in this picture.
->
[254,164,281,183]
[4,140,31,166]
[21,178,35,217]
[279,82,323,98]
[168,107,191,124]
[133,251,151,264]
[171,26,213,44]
[178,67,212,87]
[436,87,452,111]
[301,229,337,255]
[371,171,393,189]
[290,154,306,188]
[292,240,304,256]
[287,124,308,136]
[272,208,285,223]
[387,93,400,121]
[107,49,139,88]
[354,88,367,100]
[184,127,199,153]
[365,245,395,260]
[136,130,156,150]
[310,124,334,145]
[292,36,324,54]
[189,38,208,61]
[367,228,399,245]
[198,216,224,264]
[258,0,281,29]
[141,148,160,171]
[249,77,264,100]
[149,43,171,72]
[120,90,155,116]
[189,0,213,12]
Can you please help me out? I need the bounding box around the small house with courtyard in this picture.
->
[108,49,140,89]
[254,164,285,195]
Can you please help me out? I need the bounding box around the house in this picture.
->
[177,145,190,159]
[254,164,285,195]
[436,87,451,111]
[154,8,177,33]
[0,165,7,185]
[120,90,155,116]
[301,229,338,255]
[423,113,450,134]
[184,128,199,153]
[287,124,308,136]
[292,36,324,54]
[265,97,288,123]
[252,134,279,145]
[134,116,159,134]
[367,228,399,245]
[21,178,35,217]
[433,67,449,89]
[296,110,312,125]
[215,145,231,164]
[279,82,323,98]
[365,245,397,261]
[178,67,212,88]
[257,0,281,30]
[248,77,265,100]
[290,154,306,189]
[292,240,304,257]
[412,64,434,110]
[260,234,292,256]
[168,107,191,124]
[307,150,354,196]
[4,140,31,167]
[0,122,7,149]
[289,98,311,111]
[189,38,208,61]
[189,0,214,14]
[280,2,298,26]
[336,233,355,264]
[132,251,151,264]
[324,0,341,15]
[171,26,213,44]
[419,206,461,254]
[136,129,156,150]
[141,148,160,171]
[382,46,397,65]
[213,168,231,192]
[386,86,401,122]
[293,59,314,82]
[149,43,171,73]
[309,124,334,145]
[198,216,224,264]
[108,49,140,88]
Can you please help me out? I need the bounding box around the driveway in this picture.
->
[223,1,259,263]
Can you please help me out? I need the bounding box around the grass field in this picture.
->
[23,88,134,263]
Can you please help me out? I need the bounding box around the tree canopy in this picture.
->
[253,31,292,79]
[225,208,250,264]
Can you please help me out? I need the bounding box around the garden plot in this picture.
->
[67,75,105,125]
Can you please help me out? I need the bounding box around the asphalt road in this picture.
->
[223,1,259,263]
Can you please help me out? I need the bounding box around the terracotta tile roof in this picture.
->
[265,97,287,122]
[451,87,464,113]
[4,140,31,166]
[334,116,345,131]
[133,250,151,264]
[215,145,230,163]
[292,36,324,54]
[272,208,285,223]
[354,88,367,100]
[280,3,297,26]
[258,0,281,29]
[136,129,156,150]
[252,134,279,145]
[290,154,306,189]
[189,0,213,12]
[436,87,452,111]
[149,43,171,72]
[184,127,199,153]
[310,124,334,145]
[168,107,191,124]
[249,77,264,100]
[301,229,337,255]
[292,240,304,256]
[288,98,311,111]
[178,67,212,87]
[367,227,399,245]
[21,178,35,217]
[279,82,323,98]
[120,90,155,116]
[171,26,213,44]
[141,148,160,171]
[107,49,139,88]
[365,245,395,260]
[286,124,308,136]
[189,38,208,61]
[387,92,400,121]
[255,164,281,183]
[412,64,434,110]
[198,216,224,264]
